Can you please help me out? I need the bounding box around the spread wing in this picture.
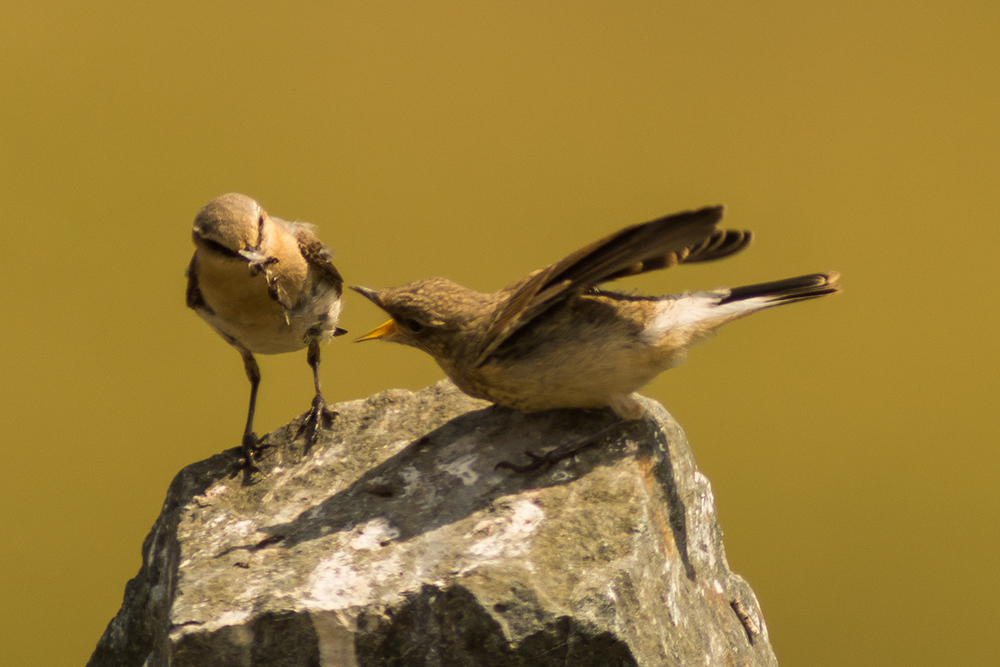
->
[473,206,749,366]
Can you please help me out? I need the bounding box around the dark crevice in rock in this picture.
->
[647,423,696,581]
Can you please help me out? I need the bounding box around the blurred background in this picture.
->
[2,2,997,664]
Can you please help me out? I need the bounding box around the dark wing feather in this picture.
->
[185,254,209,311]
[289,222,344,289]
[681,229,752,263]
[474,206,737,366]
[598,228,752,281]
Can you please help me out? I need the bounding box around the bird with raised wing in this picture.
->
[186,193,345,469]
[352,206,840,470]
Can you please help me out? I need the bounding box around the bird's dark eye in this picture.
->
[401,318,424,333]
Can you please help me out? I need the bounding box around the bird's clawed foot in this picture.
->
[295,394,338,451]
[236,431,271,475]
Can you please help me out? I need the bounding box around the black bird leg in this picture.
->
[296,339,338,451]
[238,348,269,472]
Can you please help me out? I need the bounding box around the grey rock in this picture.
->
[88,380,776,667]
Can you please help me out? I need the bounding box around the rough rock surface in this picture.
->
[88,380,776,667]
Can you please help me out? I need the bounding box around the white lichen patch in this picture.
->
[349,518,400,551]
[228,519,257,536]
[399,464,421,497]
[665,566,684,626]
[306,553,372,609]
[202,512,234,531]
[192,482,230,505]
[439,453,479,486]
[306,549,404,610]
[466,498,543,561]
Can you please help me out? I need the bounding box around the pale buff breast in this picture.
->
[194,253,306,355]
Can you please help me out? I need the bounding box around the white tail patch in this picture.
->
[641,291,778,344]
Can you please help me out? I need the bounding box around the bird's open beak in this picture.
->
[350,285,398,341]
[355,319,398,342]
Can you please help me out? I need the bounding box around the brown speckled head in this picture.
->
[352,279,496,360]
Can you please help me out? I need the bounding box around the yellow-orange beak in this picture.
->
[355,319,398,342]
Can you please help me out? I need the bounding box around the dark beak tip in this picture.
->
[349,285,381,303]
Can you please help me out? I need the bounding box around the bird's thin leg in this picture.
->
[238,349,268,470]
[495,420,630,473]
[309,339,323,398]
[296,340,338,450]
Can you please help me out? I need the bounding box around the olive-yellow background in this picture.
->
[2,2,996,665]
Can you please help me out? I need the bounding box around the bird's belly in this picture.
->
[197,303,304,354]
[461,337,679,413]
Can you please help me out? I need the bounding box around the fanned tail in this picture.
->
[718,272,841,306]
